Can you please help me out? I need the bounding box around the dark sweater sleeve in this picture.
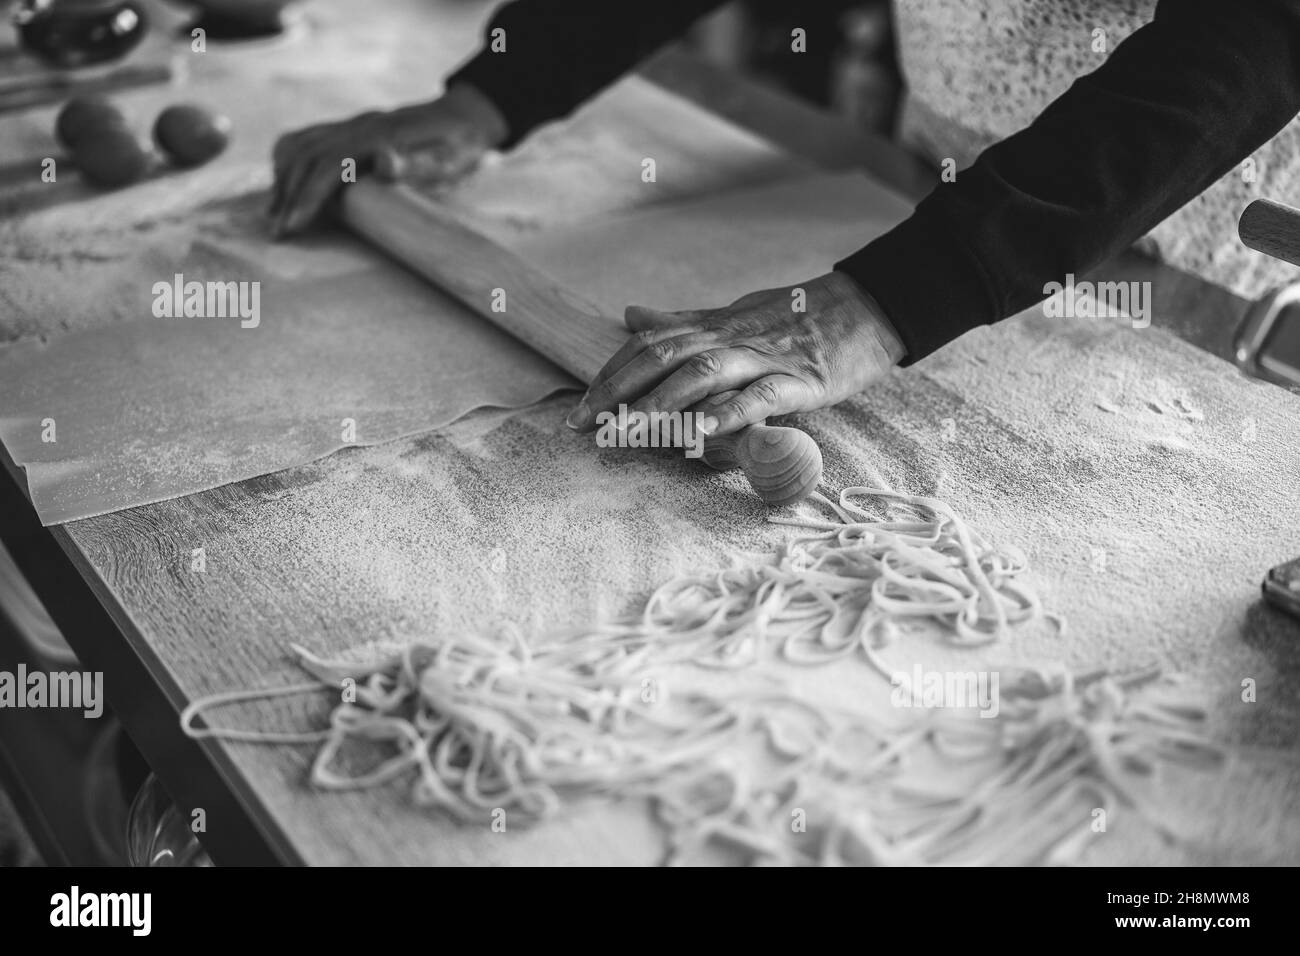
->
[836,0,1300,364]
[447,0,726,149]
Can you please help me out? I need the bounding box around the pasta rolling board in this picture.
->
[288,158,1300,863]
[65,292,1300,866]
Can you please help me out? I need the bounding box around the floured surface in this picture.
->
[65,307,1300,865]
[0,261,571,525]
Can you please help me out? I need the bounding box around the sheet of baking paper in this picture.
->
[510,170,915,317]
[0,263,572,525]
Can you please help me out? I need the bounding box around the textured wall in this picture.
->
[894,0,1300,299]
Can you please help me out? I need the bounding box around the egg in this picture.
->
[153,104,232,167]
[55,96,129,150]
[74,126,149,188]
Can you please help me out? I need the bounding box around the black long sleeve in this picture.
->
[447,0,725,149]
[451,0,1300,364]
[839,0,1300,362]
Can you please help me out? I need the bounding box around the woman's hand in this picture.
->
[269,83,508,237]
[566,271,907,435]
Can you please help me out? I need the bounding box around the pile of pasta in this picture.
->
[183,484,1223,865]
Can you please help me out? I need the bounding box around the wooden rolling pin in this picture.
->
[339,179,823,506]
[1239,198,1300,265]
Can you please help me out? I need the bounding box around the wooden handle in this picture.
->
[340,179,823,506]
[1239,198,1300,267]
[699,423,824,508]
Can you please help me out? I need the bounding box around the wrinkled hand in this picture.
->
[567,271,907,436]
[269,83,508,237]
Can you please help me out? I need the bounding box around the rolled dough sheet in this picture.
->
[443,74,816,239]
[510,170,915,316]
[0,261,573,526]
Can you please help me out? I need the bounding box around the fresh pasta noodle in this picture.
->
[180,482,1223,865]
[657,666,1223,866]
[614,484,1046,673]
[184,634,742,823]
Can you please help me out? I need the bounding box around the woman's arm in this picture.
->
[271,0,724,234]
[574,0,1300,437]
[839,0,1300,364]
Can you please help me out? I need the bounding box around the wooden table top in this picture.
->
[2,0,1294,866]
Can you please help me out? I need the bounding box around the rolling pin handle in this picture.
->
[701,424,823,507]
[1239,198,1300,267]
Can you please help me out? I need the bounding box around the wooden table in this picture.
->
[1,0,1287,866]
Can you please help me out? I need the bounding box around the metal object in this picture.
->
[174,0,302,40]
[13,0,148,68]
[1236,200,1300,387]
[1234,283,1300,388]
[1263,556,1300,620]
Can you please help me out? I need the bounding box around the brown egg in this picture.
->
[55,95,128,150]
[153,104,232,167]
[74,126,149,188]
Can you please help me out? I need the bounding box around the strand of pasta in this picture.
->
[180,682,335,744]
